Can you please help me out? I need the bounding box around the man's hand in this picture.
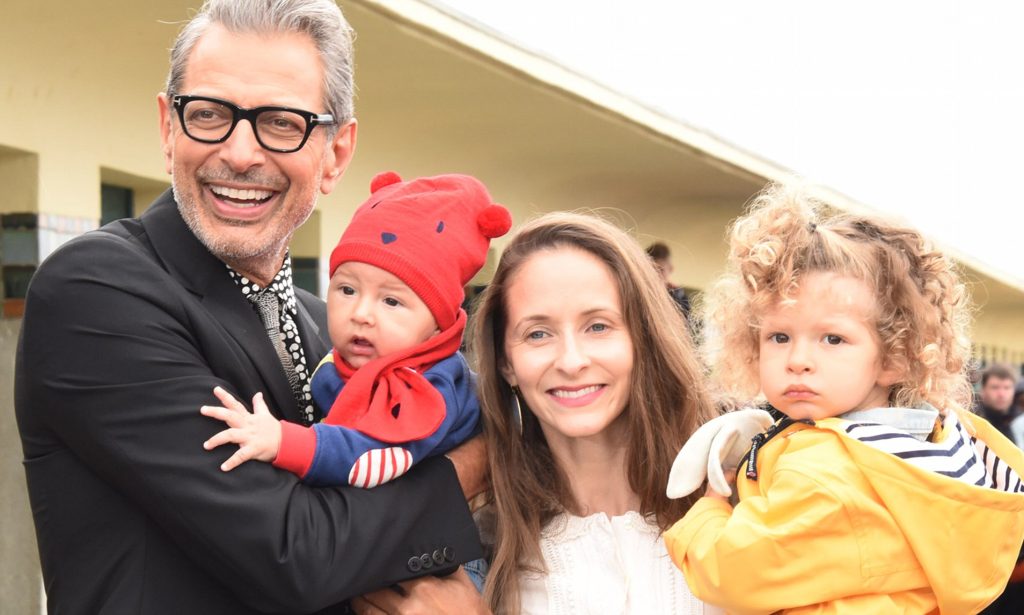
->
[444,435,488,500]
[201,387,282,471]
[351,568,491,615]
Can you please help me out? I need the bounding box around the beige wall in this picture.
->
[974,305,1024,367]
[6,0,1017,324]
[1,2,171,219]
[633,199,738,291]
[0,148,39,214]
[1,5,1021,315]
[0,0,744,289]
[1,0,1022,348]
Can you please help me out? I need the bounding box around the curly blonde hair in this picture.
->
[702,183,973,412]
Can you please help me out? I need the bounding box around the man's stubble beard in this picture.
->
[170,159,323,266]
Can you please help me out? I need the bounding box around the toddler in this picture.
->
[665,183,1024,614]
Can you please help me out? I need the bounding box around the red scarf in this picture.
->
[322,310,466,443]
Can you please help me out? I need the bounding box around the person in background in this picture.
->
[646,241,691,320]
[976,364,1021,444]
[985,375,1024,615]
[1011,379,1024,450]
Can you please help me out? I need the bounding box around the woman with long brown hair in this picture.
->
[469,212,719,614]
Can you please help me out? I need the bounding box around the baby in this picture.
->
[202,171,510,487]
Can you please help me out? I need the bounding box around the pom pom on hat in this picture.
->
[370,171,403,193]
[478,204,512,239]
[330,173,512,330]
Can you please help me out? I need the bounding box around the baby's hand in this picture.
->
[201,387,282,471]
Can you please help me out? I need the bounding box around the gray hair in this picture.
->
[166,0,355,125]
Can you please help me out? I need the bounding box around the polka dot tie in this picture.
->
[255,290,305,417]
[227,259,315,424]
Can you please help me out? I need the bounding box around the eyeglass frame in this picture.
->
[171,94,337,153]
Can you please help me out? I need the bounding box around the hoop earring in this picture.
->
[510,386,524,436]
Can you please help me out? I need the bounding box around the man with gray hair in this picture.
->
[15,1,486,612]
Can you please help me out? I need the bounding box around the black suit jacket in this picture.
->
[15,191,482,614]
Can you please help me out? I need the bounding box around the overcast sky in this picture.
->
[437,0,1024,286]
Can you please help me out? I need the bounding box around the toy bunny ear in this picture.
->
[667,416,722,499]
[370,171,402,193]
[477,204,512,239]
[667,408,775,499]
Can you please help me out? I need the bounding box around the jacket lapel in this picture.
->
[294,289,330,421]
[295,298,328,362]
[140,191,301,421]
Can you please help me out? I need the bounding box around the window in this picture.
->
[291,257,319,295]
[101,184,133,226]
[1,212,38,318]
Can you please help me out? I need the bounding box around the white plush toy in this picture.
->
[666,409,775,499]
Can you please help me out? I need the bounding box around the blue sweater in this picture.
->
[274,352,481,488]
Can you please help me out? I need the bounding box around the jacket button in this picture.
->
[443,546,455,562]
[420,553,433,569]
[407,556,422,572]
[432,549,445,565]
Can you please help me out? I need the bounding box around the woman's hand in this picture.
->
[351,567,491,615]
[200,387,282,471]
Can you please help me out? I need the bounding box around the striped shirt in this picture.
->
[842,411,1024,494]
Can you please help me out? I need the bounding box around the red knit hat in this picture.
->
[329,171,512,330]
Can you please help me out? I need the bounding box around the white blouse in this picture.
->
[518,511,720,615]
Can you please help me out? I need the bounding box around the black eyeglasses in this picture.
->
[171,95,336,153]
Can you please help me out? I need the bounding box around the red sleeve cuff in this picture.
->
[273,421,317,478]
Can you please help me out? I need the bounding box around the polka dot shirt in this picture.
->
[227,256,316,425]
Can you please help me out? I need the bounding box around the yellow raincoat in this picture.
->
[664,415,1024,614]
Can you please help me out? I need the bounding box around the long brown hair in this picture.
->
[469,211,716,613]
